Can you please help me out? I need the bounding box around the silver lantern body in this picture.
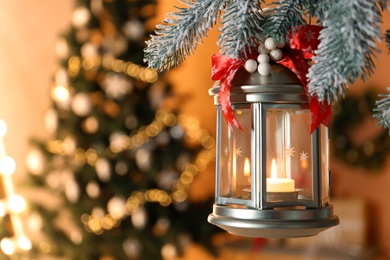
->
[208,65,339,238]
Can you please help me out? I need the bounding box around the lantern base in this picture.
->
[208,204,339,238]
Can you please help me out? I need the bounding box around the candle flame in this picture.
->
[271,159,277,182]
[243,158,250,176]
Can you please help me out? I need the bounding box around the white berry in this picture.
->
[264,37,277,50]
[258,63,271,76]
[269,48,283,61]
[258,44,270,54]
[257,53,269,63]
[277,39,286,48]
[244,59,257,73]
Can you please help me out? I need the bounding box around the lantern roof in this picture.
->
[209,65,307,104]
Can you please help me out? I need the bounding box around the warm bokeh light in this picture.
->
[8,194,26,214]
[52,85,70,102]
[17,236,32,251]
[0,238,14,255]
[26,149,44,175]
[0,156,16,175]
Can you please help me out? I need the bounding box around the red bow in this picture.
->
[277,25,331,133]
[211,25,331,133]
[211,53,245,131]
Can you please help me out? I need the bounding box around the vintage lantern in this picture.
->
[208,65,339,238]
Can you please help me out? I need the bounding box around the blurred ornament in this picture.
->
[90,0,103,15]
[123,20,144,40]
[86,181,100,198]
[173,201,189,212]
[44,109,58,134]
[55,68,68,86]
[131,207,147,230]
[52,154,67,169]
[72,6,91,28]
[176,153,191,169]
[169,125,184,139]
[63,135,77,156]
[109,132,127,152]
[75,28,90,43]
[156,169,177,190]
[177,233,192,251]
[153,217,170,236]
[331,91,390,170]
[103,100,121,118]
[122,238,141,259]
[155,131,170,146]
[161,243,177,259]
[114,161,128,176]
[125,115,138,130]
[71,92,92,117]
[148,81,166,109]
[69,230,83,245]
[81,43,98,58]
[107,196,126,220]
[95,158,111,182]
[135,148,151,172]
[65,177,79,203]
[27,212,43,234]
[82,116,99,134]
[103,35,128,56]
[46,170,61,189]
[56,38,69,60]
[102,73,132,99]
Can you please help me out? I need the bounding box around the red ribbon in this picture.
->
[211,53,245,131]
[277,25,331,133]
[211,25,331,133]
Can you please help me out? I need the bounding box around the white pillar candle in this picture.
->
[266,159,295,192]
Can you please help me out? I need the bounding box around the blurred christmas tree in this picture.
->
[0,119,31,259]
[25,0,219,259]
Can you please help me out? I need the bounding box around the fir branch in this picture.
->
[300,0,319,17]
[385,29,390,51]
[219,0,264,59]
[374,87,390,133]
[308,0,382,103]
[262,0,307,42]
[377,0,389,10]
[144,0,228,71]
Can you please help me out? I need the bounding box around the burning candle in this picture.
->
[266,159,295,192]
[243,158,250,177]
[243,157,251,183]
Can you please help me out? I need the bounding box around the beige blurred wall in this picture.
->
[0,0,74,182]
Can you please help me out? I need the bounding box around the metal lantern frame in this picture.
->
[208,66,339,238]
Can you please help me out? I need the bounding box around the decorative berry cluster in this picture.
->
[244,37,285,76]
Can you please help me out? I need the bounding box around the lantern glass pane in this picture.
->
[219,107,252,200]
[265,108,312,202]
[320,125,329,203]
